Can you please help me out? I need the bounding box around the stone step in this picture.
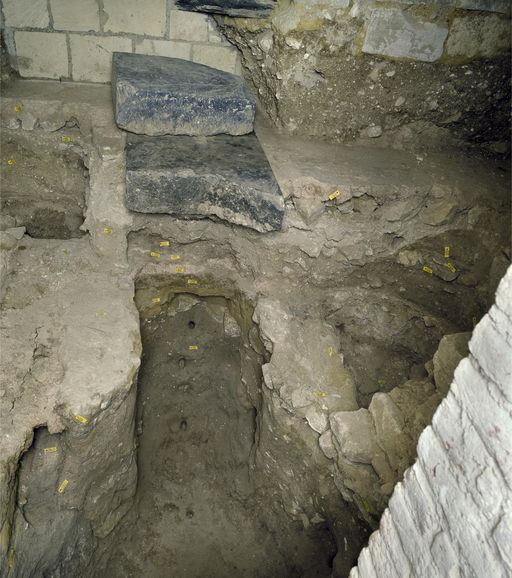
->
[113,52,256,137]
[175,0,276,18]
[125,133,284,232]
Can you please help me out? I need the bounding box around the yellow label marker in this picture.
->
[170,254,181,261]
[103,227,113,235]
[61,135,72,143]
[14,104,23,113]
[150,251,161,258]
[378,378,386,385]
[189,345,199,351]
[58,479,69,494]
[187,279,198,285]
[175,266,185,273]
[423,266,433,275]
[95,311,108,318]
[74,414,88,425]
[8,548,14,569]
[445,262,457,273]
[159,241,170,247]
[328,346,334,357]
[444,246,450,258]
[151,297,161,304]
[43,447,58,454]
[328,190,340,201]
[7,159,15,166]
[314,391,327,398]
[472,316,477,328]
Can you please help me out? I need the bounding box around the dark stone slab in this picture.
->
[125,133,284,232]
[112,52,256,136]
[175,0,276,18]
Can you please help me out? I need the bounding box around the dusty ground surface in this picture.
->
[0,79,510,577]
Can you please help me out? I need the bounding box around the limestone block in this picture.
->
[169,10,209,42]
[192,44,240,75]
[134,39,192,61]
[113,53,253,135]
[318,430,336,459]
[432,332,471,394]
[50,0,100,32]
[70,36,132,82]
[446,13,511,60]
[363,8,448,62]
[125,133,284,232]
[330,409,378,464]
[305,405,328,434]
[368,392,411,474]
[15,32,68,79]
[103,0,166,36]
[175,0,277,18]
[3,0,49,28]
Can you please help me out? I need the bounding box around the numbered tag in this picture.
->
[43,447,58,454]
[445,262,456,273]
[61,135,72,143]
[159,241,170,247]
[189,345,199,351]
[422,266,433,275]
[314,391,327,398]
[74,414,88,425]
[151,297,161,304]
[170,255,180,261]
[327,190,340,201]
[7,159,15,166]
[14,104,22,113]
[444,246,450,258]
[58,479,69,494]
[175,266,185,273]
[187,279,198,285]
[103,227,113,235]
[150,251,160,258]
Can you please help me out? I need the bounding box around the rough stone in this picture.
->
[112,52,255,136]
[175,0,277,18]
[433,332,471,394]
[125,133,284,232]
[330,409,378,464]
[362,8,448,63]
[457,0,510,14]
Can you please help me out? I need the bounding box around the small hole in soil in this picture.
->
[188,320,195,329]
[179,419,188,431]
[178,357,186,368]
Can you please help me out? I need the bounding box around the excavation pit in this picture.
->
[90,292,355,577]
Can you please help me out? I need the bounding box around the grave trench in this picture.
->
[83,287,368,577]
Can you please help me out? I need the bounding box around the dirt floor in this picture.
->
[96,296,337,578]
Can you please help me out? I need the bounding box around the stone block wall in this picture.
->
[350,266,512,577]
[0,0,241,82]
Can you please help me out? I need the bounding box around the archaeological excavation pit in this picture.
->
[1,3,511,577]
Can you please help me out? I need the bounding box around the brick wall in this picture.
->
[350,265,512,577]
[0,0,241,82]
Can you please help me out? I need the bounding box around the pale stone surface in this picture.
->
[134,39,192,60]
[2,0,49,28]
[70,35,132,82]
[169,10,209,42]
[50,0,100,32]
[330,409,377,464]
[446,13,511,60]
[432,332,470,394]
[192,43,240,74]
[103,0,166,36]
[15,32,68,79]
[363,8,448,62]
